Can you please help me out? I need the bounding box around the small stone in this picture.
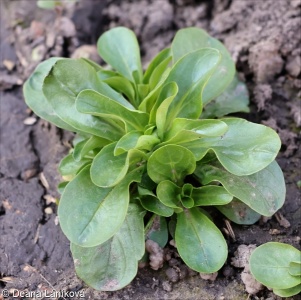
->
[162,281,172,292]
[23,117,37,125]
[44,207,53,215]
[199,272,218,281]
[3,59,15,71]
[286,55,301,77]
[22,168,38,181]
[165,268,179,283]
[43,194,56,205]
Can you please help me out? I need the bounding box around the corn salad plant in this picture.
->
[23,27,286,291]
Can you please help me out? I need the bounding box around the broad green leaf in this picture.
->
[71,204,145,291]
[175,207,227,273]
[58,166,143,247]
[147,145,196,184]
[273,284,301,297]
[43,59,128,140]
[195,160,285,217]
[162,48,221,126]
[81,58,103,71]
[171,27,235,105]
[145,215,168,248]
[156,180,183,212]
[192,186,233,206]
[114,131,142,155]
[59,153,91,177]
[97,27,143,84]
[165,118,228,140]
[201,75,250,118]
[91,142,146,188]
[183,118,281,176]
[250,242,301,289]
[140,195,174,217]
[23,57,75,131]
[73,136,109,162]
[149,56,172,91]
[216,198,261,225]
[76,89,149,132]
[137,84,150,104]
[103,76,136,104]
[289,261,301,276]
[143,48,171,84]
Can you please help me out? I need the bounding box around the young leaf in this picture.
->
[192,186,233,206]
[97,27,143,84]
[91,142,146,188]
[58,165,143,247]
[162,48,221,125]
[201,75,250,118]
[195,160,285,217]
[183,118,281,176]
[43,59,127,140]
[76,89,149,132]
[147,145,196,184]
[73,136,109,162]
[71,204,145,291]
[250,242,301,289]
[171,27,235,105]
[156,180,183,212]
[23,57,76,132]
[175,207,227,273]
[289,261,301,276]
[216,198,261,225]
[143,48,171,84]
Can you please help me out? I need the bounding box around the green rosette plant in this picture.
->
[250,242,301,297]
[23,27,286,291]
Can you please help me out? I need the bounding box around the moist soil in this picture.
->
[0,0,300,299]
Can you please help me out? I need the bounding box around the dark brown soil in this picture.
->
[0,0,300,299]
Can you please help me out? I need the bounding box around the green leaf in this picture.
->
[171,27,235,105]
[43,59,128,140]
[216,198,261,225]
[202,75,250,118]
[162,48,221,126]
[154,82,179,139]
[103,76,136,104]
[143,48,171,84]
[149,56,172,91]
[71,204,145,291]
[37,0,59,9]
[76,89,149,132]
[140,195,174,217]
[156,180,183,212]
[147,145,196,184]
[250,242,301,289]
[59,153,91,177]
[175,207,227,273]
[195,160,285,217]
[145,215,168,248]
[183,118,281,176]
[192,186,233,206]
[97,27,143,84]
[273,284,301,297]
[91,142,146,188]
[23,57,76,131]
[73,136,109,162]
[289,261,301,276]
[58,166,142,247]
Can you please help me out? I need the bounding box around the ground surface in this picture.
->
[0,0,300,299]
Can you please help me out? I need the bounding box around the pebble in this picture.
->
[165,268,179,283]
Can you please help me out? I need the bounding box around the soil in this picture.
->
[0,0,300,299]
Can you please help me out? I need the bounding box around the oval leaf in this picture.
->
[195,160,285,217]
[147,145,196,184]
[71,204,145,291]
[273,284,301,298]
[250,242,301,289]
[192,186,233,206]
[58,166,142,247]
[175,207,227,273]
[97,27,143,84]
[140,195,174,217]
